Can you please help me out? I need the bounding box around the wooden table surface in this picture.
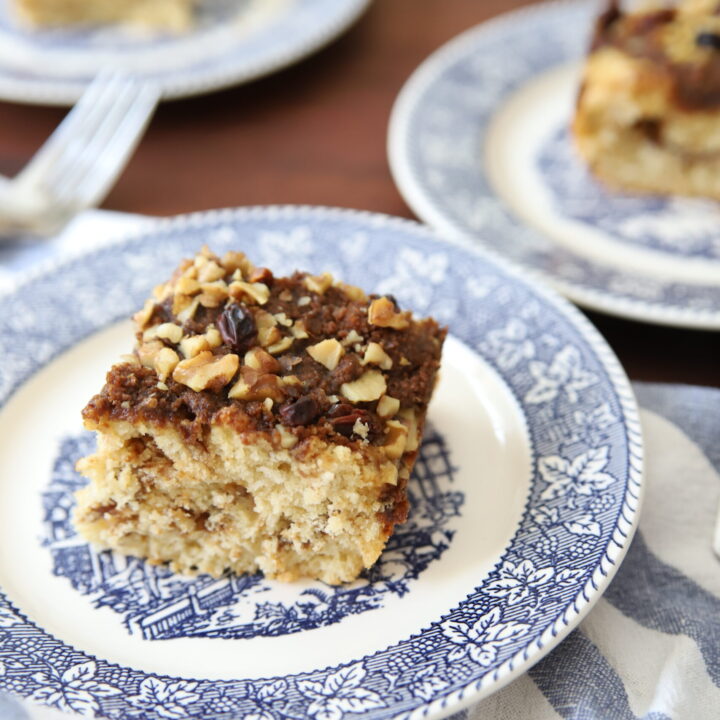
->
[0,0,717,388]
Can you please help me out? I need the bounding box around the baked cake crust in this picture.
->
[573,0,720,198]
[75,246,446,584]
[13,0,198,31]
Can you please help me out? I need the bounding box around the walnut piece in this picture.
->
[362,342,393,370]
[180,335,210,359]
[303,273,333,295]
[133,299,155,330]
[376,395,400,418]
[137,340,164,369]
[340,370,387,402]
[155,348,180,382]
[152,323,183,344]
[228,367,285,402]
[368,297,410,330]
[267,336,294,355]
[229,281,270,306]
[383,420,409,459]
[172,351,239,392]
[244,347,281,374]
[307,339,345,371]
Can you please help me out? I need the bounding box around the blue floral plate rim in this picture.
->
[0,206,643,719]
[387,0,720,330]
[0,0,371,105]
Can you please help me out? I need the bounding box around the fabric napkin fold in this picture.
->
[0,214,718,719]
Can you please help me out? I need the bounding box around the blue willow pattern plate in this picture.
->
[0,0,370,104]
[388,0,720,329]
[0,207,642,719]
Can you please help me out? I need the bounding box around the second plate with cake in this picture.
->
[0,206,642,719]
[0,0,371,104]
[388,0,720,329]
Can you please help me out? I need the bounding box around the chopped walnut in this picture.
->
[274,312,293,327]
[155,347,180,382]
[153,323,184,344]
[337,282,368,303]
[255,310,280,347]
[383,420,409,459]
[180,334,210,359]
[175,277,201,296]
[197,261,226,284]
[249,267,273,284]
[152,282,172,302]
[133,299,155,330]
[368,297,410,329]
[303,273,334,295]
[307,339,344,371]
[400,408,420,452]
[137,340,164,369]
[244,347,281,373]
[229,280,270,305]
[198,281,229,308]
[376,395,400,418]
[176,297,201,324]
[362,342,393,370]
[172,351,239,392]
[342,329,364,347]
[340,369,387,402]
[267,336,294,355]
[228,367,285,401]
[221,251,253,277]
[205,326,222,348]
[291,320,309,339]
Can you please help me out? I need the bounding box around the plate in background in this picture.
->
[0,206,641,718]
[388,0,720,329]
[0,0,371,104]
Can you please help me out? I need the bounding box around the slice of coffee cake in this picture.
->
[573,0,720,199]
[75,246,446,584]
[13,0,198,31]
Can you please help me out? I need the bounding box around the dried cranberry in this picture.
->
[218,303,256,353]
[328,403,369,437]
[280,396,321,426]
[328,402,355,418]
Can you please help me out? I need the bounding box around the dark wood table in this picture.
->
[0,0,717,387]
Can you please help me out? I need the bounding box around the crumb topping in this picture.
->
[83,246,446,455]
[592,0,720,110]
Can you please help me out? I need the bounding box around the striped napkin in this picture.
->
[1,214,718,719]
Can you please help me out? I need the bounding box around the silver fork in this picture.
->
[0,70,160,239]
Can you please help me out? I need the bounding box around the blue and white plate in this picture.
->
[0,0,370,104]
[0,206,642,719]
[388,0,720,330]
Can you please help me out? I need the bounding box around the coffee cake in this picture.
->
[75,246,446,584]
[573,0,720,199]
[14,0,198,31]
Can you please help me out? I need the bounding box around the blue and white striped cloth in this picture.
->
[1,214,719,720]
